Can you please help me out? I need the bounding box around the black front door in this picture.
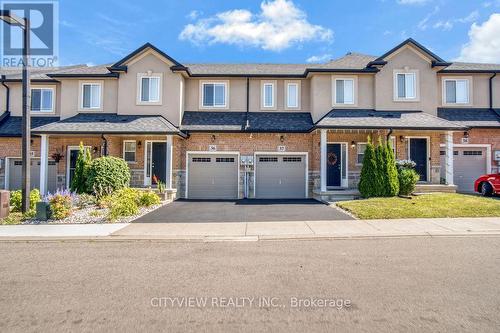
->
[410,138,428,182]
[152,142,167,184]
[68,149,79,186]
[327,144,342,187]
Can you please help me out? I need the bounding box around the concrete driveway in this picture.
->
[133,199,353,223]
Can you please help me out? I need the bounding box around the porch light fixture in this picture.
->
[399,135,405,143]
[280,135,285,143]
[211,134,216,142]
[350,141,356,148]
[463,131,469,138]
[92,146,98,154]
[137,141,142,148]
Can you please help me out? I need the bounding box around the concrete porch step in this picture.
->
[313,189,361,203]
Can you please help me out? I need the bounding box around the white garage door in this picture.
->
[440,148,487,193]
[187,153,239,199]
[8,158,58,193]
[255,154,307,199]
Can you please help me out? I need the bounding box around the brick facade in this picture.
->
[451,128,500,173]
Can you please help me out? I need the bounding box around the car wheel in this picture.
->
[481,182,493,197]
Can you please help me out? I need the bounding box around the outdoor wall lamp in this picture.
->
[350,141,356,148]
[92,146,99,154]
[399,135,405,143]
[137,141,142,148]
[280,135,285,143]
[211,134,216,142]
[463,131,469,138]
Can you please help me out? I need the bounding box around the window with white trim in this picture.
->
[395,72,416,99]
[444,79,469,104]
[31,88,53,112]
[286,83,299,108]
[335,79,354,104]
[262,83,274,108]
[82,83,102,109]
[357,143,367,164]
[123,141,136,162]
[139,76,161,102]
[202,82,227,107]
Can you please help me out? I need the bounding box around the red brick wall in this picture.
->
[452,128,500,173]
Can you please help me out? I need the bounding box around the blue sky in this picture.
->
[58,0,500,66]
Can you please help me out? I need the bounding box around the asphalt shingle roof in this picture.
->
[442,62,500,71]
[0,114,60,137]
[316,109,466,130]
[437,108,500,128]
[181,111,314,132]
[31,113,182,135]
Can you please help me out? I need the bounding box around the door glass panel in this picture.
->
[341,144,347,179]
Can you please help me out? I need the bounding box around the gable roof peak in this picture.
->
[110,42,183,69]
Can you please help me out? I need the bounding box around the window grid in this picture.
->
[357,143,367,164]
[463,151,483,156]
[123,141,136,162]
[283,157,302,162]
[259,157,278,162]
[216,157,235,163]
[192,157,211,162]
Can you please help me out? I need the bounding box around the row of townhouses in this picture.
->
[0,38,499,199]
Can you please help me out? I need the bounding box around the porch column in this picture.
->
[39,134,49,195]
[165,135,173,189]
[320,129,327,192]
[445,131,454,185]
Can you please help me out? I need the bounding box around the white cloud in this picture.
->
[187,10,201,20]
[417,6,439,31]
[397,0,429,5]
[457,13,500,63]
[179,0,333,51]
[306,54,332,63]
[433,10,479,31]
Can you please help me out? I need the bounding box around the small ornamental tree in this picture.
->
[86,156,131,196]
[385,140,400,196]
[358,136,380,198]
[71,142,92,194]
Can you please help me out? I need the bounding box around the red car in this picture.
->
[474,173,500,196]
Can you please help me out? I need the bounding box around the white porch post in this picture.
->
[445,131,454,185]
[320,129,327,192]
[39,134,49,195]
[165,135,173,190]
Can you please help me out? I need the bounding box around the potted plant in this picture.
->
[153,175,167,201]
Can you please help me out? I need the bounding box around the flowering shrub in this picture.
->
[396,159,416,170]
[9,189,41,213]
[139,190,161,207]
[48,194,72,220]
[108,188,140,221]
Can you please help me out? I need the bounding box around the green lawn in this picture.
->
[337,193,500,219]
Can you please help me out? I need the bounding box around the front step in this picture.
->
[313,189,361,203]
[414,184,457,193]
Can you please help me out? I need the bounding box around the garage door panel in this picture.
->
[187,154,239,199]
[441,148,487,193]
[8,159,57,193]
[255,155,306,199]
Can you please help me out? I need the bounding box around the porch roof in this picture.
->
[0,112,60,137]
[181,111,314,132]
[31,113,186,137]
[315,109,466,130]
[437,108,500,128]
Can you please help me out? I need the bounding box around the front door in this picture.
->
[67,148,80,187]
[409,138,428,182]
[151,142,166,184]
[327,144,342,187]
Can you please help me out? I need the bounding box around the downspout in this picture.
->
[101,134,108,156]
[386,128,393,142]
[245,77,250,130]
[1,75,10,113]
[489,73,497,110]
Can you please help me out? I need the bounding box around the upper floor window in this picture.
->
[31,88,54,113]
[335,79,354,105]
[262,82,275,108]
[201,82,227,108]
[357,143,367,164]
[137,73,162,105]
[394,72,417,100]
[286,82,299,108]
[444,79,470,104]
[81,83,102,109]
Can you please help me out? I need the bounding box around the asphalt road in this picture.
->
[1,237,500,332]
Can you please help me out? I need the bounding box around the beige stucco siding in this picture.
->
[374,47,439,115]
[437,73,496,108]
[116,53,183,126]
[59,78,118,119]
[7,81,61,117]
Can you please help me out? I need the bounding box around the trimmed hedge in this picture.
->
[86,156,131,197]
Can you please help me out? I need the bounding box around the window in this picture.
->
[216,157,235,163]
[395,72,416,100]
[262,83,275,108]
[31,88,53,112]
[335,79,354,104]
[444,79,469,104]
[82,83,101,109]
[463,150,483,156]
[259,157,278,162]
[202,83,227,107]
[283,157,302,162]
[357,143,367,164]
[192,157,211,162]
[123,141,136,162]
[286,83,299,108]
[140,77,160,102]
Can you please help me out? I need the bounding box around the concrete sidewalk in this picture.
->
[2,218,499,241]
